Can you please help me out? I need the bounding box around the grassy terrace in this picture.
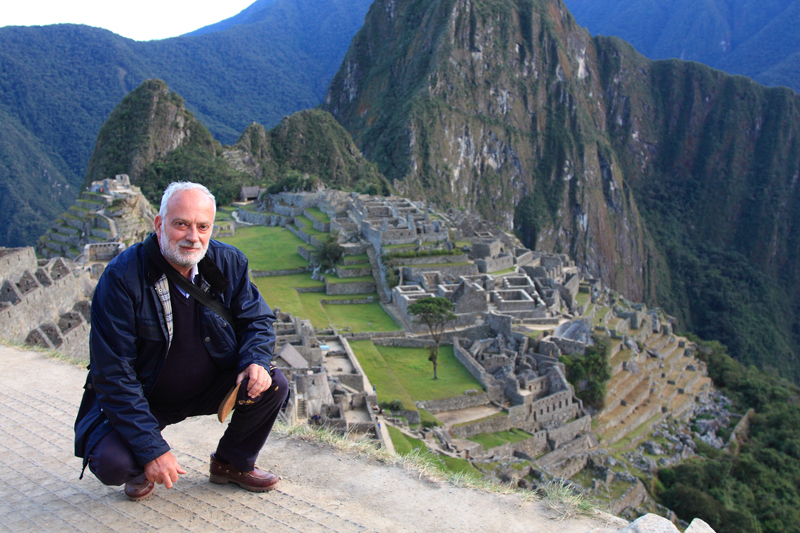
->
[350,341,482,414]
[343,253,368,263]
[574,291,590,309]
[215,210,234,221]
[253,273,395,332]
[382,244,417,253]
[593,307,612,327]
[339,263,371,270]
[294,216,327,235]
[491,267,517,275]
[304,207,331,224]
[468,429,533,450]
[218,226,307,270]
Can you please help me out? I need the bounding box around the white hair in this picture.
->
[158,182,216,219]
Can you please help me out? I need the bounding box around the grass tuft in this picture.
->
[538,479,596,520]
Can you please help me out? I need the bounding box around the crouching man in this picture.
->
[74,181,289,501]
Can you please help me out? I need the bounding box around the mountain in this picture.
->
[322,0,800,383]
[562,0,800,94]
[0,0,373,247]
[82,79,388,209]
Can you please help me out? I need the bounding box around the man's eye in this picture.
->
[199,224,210,231]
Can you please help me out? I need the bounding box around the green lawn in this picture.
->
[324,302,399,332]
[373,345,482,402]
[253,274,395,331]
[574,291,590,308]
[304,207,331,224]
[350,341,417,410]
[218,226,308,270]
[467,429,533,450]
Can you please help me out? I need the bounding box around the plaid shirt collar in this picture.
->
[153,268,212,350]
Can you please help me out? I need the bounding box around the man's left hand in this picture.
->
[237,363,272,398]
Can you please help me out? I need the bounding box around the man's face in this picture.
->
[154,188,215,273]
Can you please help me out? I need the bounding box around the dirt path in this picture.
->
[0,344,626,532]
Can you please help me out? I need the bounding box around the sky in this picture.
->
[0,0,257,41]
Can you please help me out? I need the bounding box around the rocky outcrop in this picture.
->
[322,0,659,302]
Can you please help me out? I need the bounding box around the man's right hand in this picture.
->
[144,451,186,489]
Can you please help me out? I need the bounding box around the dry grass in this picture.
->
[274,421,598,513]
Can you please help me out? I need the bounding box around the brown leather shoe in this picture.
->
[124,474,155,501]
[209,453,279,492]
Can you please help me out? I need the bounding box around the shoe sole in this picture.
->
[125,487,155,502]
[209,473,278,492]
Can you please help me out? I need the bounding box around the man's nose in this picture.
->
[185,225,199,242]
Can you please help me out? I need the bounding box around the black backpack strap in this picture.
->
[143,234,233,326]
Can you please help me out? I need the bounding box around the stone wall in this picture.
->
[324,280,376,295]
[0,248,36,281]
[402,264,478,279]
[339,335,372,392]
[546,415,591,448]
[609,479,648,515]
[276,191,324,208]
[452,414,513,438]
[515,250,534,267]
[251,268,307,277]
[1,267,88,344]
[453,338,504,402]
[387,254,469,266]
[334,265,373,278]
[373,337,435,349]
[415,392,489,414]
[488,312,512,337]
[320,296,378,304]
[475,254,515,274]
[550,336,586,356]
[236,208,269,225]
[297,246,315,262]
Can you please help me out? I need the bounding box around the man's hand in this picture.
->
[144,451,186,489]
[237,363,272,398]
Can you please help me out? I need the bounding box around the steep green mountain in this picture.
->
[84,80,388,208]
[322,0,800,383]
[0,0,373,247]
[229,109,391,194]
[562,0,800,94]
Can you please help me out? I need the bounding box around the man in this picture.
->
[74,181,289,501]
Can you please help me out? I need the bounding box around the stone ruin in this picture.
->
[0,247,93,361]
[269,309,379,438]
[39,174,155,262]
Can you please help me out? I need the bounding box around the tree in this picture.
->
[315,232,344,269]
[408,297,456,379]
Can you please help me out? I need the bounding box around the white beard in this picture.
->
[159,226,208,268]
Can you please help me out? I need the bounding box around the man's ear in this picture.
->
[154,215,162,235]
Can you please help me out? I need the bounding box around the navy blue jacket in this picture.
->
[74,235,276,469]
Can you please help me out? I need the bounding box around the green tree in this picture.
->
[560,333,611,409]
[408,297,456,380]
[315,232,345,269]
